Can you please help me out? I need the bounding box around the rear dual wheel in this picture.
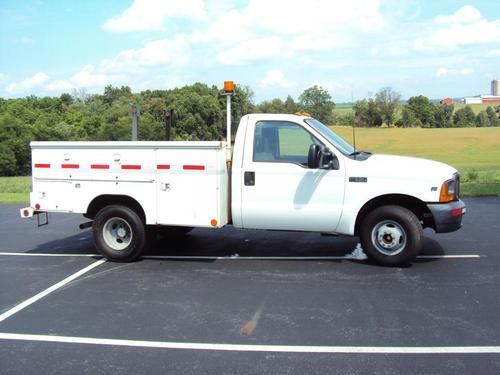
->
[360,205,423,266]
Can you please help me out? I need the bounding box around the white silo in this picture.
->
[492,80,500,96]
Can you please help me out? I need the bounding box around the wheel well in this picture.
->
[354,194,434,235]
[84,195,146,223]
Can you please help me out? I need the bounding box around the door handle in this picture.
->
[244,171,255,186]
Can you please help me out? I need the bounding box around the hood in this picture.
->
[352,154,457,181]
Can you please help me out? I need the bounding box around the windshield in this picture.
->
[305,118,355,156]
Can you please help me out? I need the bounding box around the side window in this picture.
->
[254,121,322,166]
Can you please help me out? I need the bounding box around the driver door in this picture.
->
[240,120,345,232]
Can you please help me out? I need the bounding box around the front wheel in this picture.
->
[93,205,146,262]
[360,205,423,266]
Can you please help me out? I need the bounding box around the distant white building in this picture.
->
[492,80,500,96]
[462,95,500,104]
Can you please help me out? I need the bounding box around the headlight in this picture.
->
[439,174,460,202]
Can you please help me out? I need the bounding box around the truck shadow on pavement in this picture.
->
[25,226,445,265]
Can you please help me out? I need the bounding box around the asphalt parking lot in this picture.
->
[1,198,500,374]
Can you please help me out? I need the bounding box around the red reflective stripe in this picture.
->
[157,164,170,170]
[121,165,141,170]
[451,208,464,217]
[183,165,205,171]
[61,164,79,169]
[91,164,110,169]
[34,163,50,168]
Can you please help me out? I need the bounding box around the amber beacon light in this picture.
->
[224,81,235,93]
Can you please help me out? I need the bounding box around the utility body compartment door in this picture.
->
[155,143,229,228]
[238,119,345,232]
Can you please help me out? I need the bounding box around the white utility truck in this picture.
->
[21,83,465,266]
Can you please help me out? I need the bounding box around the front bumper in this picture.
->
[427,199,466,233]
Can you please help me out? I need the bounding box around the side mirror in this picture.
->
[308,144,340,170]
[308,144,321,169]
[319,150,340,170]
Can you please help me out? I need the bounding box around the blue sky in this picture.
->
[0,0,499,102]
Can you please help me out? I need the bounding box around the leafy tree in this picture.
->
[406,95,435,127]
[60,93,73,107]
[399,106,421,127]
[433,104,454,128]
[353,99,382,127]
[476,111,490,127]
[336,111,354,126]
[284,95,298,113]
[0,113,32,175]
[102,85,132,107]
[453,106,476,127]
[0,143,17,176]
[375,87,401,127]
[298,85,335,124]
[486,106,499,127]
[257,98,286,113]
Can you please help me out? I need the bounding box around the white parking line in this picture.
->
[0,252,101,257]
[0,259,106,323]
[0,332,499,354]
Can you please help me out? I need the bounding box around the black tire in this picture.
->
[360,205,423,266]
[92,205,146,262]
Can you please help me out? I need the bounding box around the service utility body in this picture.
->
[21,81,466,266]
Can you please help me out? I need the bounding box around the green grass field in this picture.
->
[0,176,31,204]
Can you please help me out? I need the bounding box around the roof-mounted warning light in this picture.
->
[224,81,235,93]
[294,111,311,117]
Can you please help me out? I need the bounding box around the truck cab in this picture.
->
[230,113,465,265]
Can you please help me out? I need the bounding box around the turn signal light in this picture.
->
[439,180,455,202]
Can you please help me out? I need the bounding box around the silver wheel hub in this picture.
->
[371,220,407,256]
[102,217,133,251]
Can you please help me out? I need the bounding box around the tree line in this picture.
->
[0,83,499,176]
[0,84,334,176]
[338,88,500,128]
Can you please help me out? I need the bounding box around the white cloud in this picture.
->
[103,0,207,32]
[55,34,192,92]
[100,36,190,70]
[216,37,284,65]
[7,72,49,93]
[435,67,474,78]
[310,79,347,93]
[487,49,500,57]
[244,0,384,35]
[46,80,75,92]
[416,6,500,50]
[70,64,117,88]
[0,73,6,84]
[212,0,384,65]
[435,67,449,78]
[434,5,481,25]
[260,70,294,88]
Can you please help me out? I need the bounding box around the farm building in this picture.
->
[461,95,500,104]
